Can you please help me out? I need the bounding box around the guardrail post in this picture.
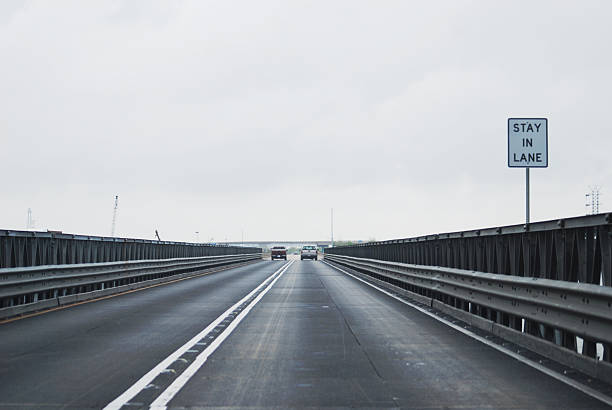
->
[601,227,612,287]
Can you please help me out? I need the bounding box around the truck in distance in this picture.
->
[300,245,318,260]
[271,246,287,260]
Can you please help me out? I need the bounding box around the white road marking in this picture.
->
[323,260,612,408]
[149,259,293,408]
[103,260,293,410]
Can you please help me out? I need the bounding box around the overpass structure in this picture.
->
[220,240,337,248]
[1,214,612,408]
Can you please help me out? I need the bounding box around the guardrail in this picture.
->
[0,229,262,268]
[325,253,612,380]
[0,253,261,319]
[326,213,612,359]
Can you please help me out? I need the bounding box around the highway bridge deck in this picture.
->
[0,259,608,409]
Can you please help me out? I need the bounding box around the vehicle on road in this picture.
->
[271,246,287,260]
[300,245,318,260]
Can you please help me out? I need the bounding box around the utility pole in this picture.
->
[111,195,119,237]
[331,208,334,248]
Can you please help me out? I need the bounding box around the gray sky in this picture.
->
[1,0,611,243]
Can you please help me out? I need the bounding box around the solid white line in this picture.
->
[103,261,292,410]
[322,260,612,408]
[149,259,294,409]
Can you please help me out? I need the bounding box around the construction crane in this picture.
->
[111,195,119,237]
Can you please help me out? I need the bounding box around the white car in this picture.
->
[300,245,318,260]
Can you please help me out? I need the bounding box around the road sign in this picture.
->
[508,118,548,168]
[507,117,548,224]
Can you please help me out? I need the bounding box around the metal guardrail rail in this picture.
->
[0,253,262,317]
[0,229,262,268]
[326,213,612,359]
[326,254,612,345]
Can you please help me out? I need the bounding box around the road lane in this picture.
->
[167,260,608,409]
[0,260,284,409]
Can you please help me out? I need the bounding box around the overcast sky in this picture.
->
[1,0,611,243]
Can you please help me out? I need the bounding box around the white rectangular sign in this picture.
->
[508,118,548,168]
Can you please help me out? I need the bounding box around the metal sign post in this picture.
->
[508,118,548,224]
[526,168,530,223]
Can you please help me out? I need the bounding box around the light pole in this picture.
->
[331,208,334,247]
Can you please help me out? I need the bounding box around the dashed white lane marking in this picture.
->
[323,260,612,408]
[104,260,293,410]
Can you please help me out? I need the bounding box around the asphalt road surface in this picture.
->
[0,260,608,409]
